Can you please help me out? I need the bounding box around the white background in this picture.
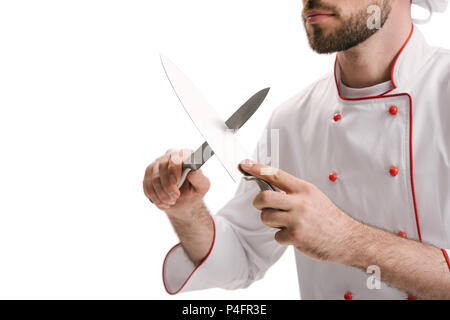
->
[0,0,448,300]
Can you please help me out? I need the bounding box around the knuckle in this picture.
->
[146,190,160,205]
[161,181,174,193]
[150,196,161,205]
[154,187,170,201]
[271,170,282,183]
[158,157,168,170]
[160,194,171,202]
[303,182,315,193]
[167,162,178,174]
[156,203,168,210]
[169,153,182,167]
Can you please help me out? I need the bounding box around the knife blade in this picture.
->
[178,88,270,188]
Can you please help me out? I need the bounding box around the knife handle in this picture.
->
[243,176,277,191]
[177,163,198,189]
[176,143,208,189]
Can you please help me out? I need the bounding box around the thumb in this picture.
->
[239,159,300,193]
[186,169,210,194]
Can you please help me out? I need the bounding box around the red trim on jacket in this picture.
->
[406,93,422,242]
[442,249,450,270]
[390,25,415,89]
[162,215,216,295]
[332,24,422,242]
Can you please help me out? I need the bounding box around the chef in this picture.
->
[144,0,450,299]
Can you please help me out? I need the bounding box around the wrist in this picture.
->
[167,201,214,266]
[167,200,209,224]
[340,219,374,268]
[343,222,399,270]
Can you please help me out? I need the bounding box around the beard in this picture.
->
[303,0,392,54]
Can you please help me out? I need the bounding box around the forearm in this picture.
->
[168,201,214,266]
[348,223,450,299]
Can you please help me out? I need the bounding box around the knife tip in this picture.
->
[160,53,173,66]
[261,87,271,98]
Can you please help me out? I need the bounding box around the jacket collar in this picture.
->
[334,24,438,100]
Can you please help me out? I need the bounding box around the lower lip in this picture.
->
[307,14,334,24]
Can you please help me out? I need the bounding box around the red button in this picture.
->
[329,172,338,182]
[333,113,342,122]
[390,166,399,177]
[408,295,417,300]
[344,291,353,300]
[398,231,407,238]
[389,106,398,115]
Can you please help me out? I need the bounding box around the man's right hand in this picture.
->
[143,149,211,216]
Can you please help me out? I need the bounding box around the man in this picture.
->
[144,0,450,299]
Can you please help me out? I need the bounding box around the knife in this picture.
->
[176,87,270,188]
[160,54,277,193]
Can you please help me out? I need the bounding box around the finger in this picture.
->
[164,148,175,155]
[274,228,293,246]
[240,159,305,194]
[168,150,183,185]
[176,149,196,193]
[151,161,174,205]
[253,191,292,211]
[143,163,161,203]
[144,179,170,209]
[159,154,180,200]
[260,208,290,229]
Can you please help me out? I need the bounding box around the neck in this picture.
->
[338,2,413,88]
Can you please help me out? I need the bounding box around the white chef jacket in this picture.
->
[162,25,450,300]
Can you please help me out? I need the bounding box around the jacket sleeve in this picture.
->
[162,177,288,294]
[442,249,450,270]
